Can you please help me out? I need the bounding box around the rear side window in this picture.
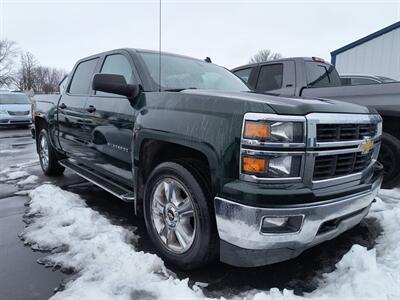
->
[69,58,99,95]
[59,76,68,94]
[306,62,341,88]
[256,64,283,91]
[234,68,252,83]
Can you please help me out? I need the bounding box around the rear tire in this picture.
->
[143,161,217,270]
[378,132,400,189]
[38,128,65,176]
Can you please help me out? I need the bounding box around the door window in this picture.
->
[97,54,135,96]
[234,68,252,83]
[69,58,99,95]
[256,64,283,91]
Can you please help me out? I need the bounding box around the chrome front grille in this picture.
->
[313,152,373,180]
[240,112,382,188]
[8,110,30,116]
[316,123,377,142]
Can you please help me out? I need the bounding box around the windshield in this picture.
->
[0,93,30,104]
[139,52,250,92]
[305,62,341,88]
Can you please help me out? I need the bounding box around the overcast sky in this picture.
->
[1,0,399,71]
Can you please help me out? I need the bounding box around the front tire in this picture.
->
[143,161,217,270]
[379,132,400,189]
[38,129,65,176]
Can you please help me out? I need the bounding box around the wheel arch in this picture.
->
[34,116,49,153]
[379,113,400,140]
[134,133,220,213]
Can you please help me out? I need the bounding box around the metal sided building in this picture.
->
[331,21,400,80]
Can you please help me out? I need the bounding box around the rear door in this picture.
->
[81,52,138,185]
[253,60,296,96]
[58,57,100,158]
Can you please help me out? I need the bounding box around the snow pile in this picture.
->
[21,184,205,300]
[21,184,400,300]
[250,189,400,300]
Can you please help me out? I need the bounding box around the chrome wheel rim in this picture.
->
[150,178,196,254]
[39,134,49,170]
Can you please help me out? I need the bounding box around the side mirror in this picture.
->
[92,73,139,100]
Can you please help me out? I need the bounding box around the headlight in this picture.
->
[243,120,304,143]
[241,154,302,178]
[0,109,8,115]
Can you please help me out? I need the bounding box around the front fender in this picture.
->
[132,92,273,195]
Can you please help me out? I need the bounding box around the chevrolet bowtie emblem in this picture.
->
[359,137,374,154]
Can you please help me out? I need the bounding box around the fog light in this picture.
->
[261,215,303,234]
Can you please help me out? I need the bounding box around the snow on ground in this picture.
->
[21,184,400,300]
[2,170,29,180]
[0,149,22,154]
[0,159,38,182]
[21,184,205,300]
[17,175,38,186]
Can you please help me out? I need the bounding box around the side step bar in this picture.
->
[59,159,135,203]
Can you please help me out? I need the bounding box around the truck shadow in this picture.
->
[67,182,382,298]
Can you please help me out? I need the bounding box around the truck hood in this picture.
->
[182,90,374,115]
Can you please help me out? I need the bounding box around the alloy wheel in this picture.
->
[150,178,196,254]
[39,134,49,170]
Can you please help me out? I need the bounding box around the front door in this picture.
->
[58,57,100,159]
[81,52,137,185]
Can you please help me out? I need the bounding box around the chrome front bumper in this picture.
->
[215,175,382,253]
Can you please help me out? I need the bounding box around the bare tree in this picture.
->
[17,51,38,91]
[0,39,18,87]
[35,66,66,93]
[249,49,283,64]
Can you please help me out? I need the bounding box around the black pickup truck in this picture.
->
[32,49,383,269]
[232,57,400,188]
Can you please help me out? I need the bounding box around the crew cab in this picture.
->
[232,57,400,188]
[32,49,383,269]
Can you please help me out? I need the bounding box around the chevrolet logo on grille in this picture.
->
[359,137,374,154]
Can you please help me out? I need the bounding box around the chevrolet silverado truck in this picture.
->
[32,49,383,269]
[232,57,400,188]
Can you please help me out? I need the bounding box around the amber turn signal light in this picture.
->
[242,157,269,173]
[243,121,270,139]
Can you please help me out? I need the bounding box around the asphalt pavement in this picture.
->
[0,127,384,299]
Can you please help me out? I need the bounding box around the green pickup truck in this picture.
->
[32,49,383,269]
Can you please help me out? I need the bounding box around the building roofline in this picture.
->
[330,21,400,60]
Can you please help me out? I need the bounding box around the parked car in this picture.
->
[32,49,383,269]
[232,57,400,188]
[340,74,397,86]
[0,91,32,127]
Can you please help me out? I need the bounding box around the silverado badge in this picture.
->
[359,137,374,154]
